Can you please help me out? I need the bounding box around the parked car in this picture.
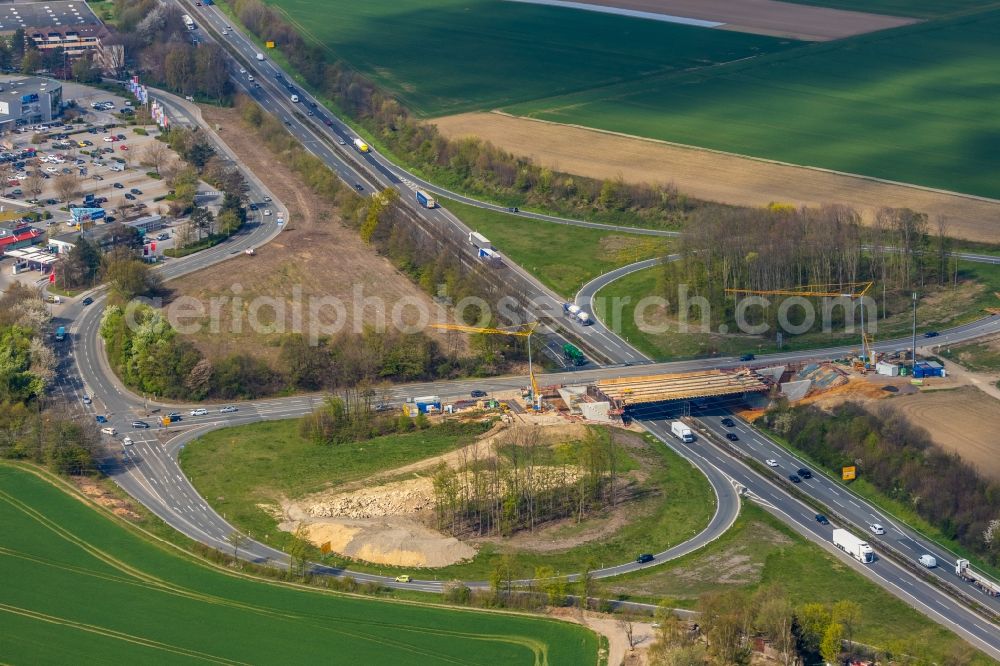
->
[156,233,169,241]
[113,182,124,189]
[95,415,107,424]
[82,395,92,404]
[100,426,117,436]
[635,553,654,564]
[124,193,136,201]
[122,437,133,446]
[130,188,142,195]
[740,353,755,362]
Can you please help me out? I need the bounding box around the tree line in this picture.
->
[228,0,700,229]
[0,285,99,475]
[763,401,1000,568]
[430,426,623,538]
[656,204,959,334]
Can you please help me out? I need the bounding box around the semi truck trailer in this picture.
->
[956,559,1000,597]
[415,190,436,208]
[353,138,370,153]
[832,529,875,563]
[671,420,694,443]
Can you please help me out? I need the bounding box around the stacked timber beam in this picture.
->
[594,369,770,408]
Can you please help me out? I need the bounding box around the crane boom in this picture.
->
[431,322,541,408]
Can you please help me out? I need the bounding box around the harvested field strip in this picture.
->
[434,111,1000,244]
[0,463,598,665]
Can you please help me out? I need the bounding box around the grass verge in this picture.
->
[605,502,995,664]
[443,197,670,298]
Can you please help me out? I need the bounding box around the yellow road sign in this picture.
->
[265,41,275,48]
[842,466,856,481]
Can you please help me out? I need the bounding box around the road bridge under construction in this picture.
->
[590,368,771,415]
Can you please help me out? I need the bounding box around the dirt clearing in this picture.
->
[167,105,453,362]
[891,386,1000,481]
[509,0,917,41]
[433,112,1000,244]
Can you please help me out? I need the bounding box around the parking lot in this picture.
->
[1,108,186,249]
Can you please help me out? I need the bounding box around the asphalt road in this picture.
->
[47,2,1000,657]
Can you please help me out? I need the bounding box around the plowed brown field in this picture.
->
[433,112,1000,244]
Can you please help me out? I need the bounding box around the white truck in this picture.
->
[832,528,875,563]
[256,52,264,61]
[956,559,1000,597]
[353,138,370,153]
[671,420,694,443]
[469,231,491,250]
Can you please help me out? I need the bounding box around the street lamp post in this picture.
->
[911,292,918,371]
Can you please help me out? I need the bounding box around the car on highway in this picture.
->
[919,554,937,568]
[394,575,412,583]
[797,468,812,479]
[354,184,364,192]
[131,421,150,429]
[870,523,886,535]
[720,417,735,427]
[635,553,654,564]
[122,437,134,446]
[100,426,117,436]
[337,138,346,145]
[323,118,333,127]
[189,408,209,416]
[788,474,801,483]
[924,331,940,338]
[471,390,488,398]
[725,433,739,442]
[82,297,94,305]
[219,406,238,413]
[815,514,829,525]
[765,459,778,467]
[740,353,755,362]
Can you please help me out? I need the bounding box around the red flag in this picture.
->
[49,272,55,283]
[150,242,156,252]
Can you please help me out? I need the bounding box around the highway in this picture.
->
[46,1,1000,658]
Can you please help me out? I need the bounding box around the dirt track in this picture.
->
[434,112,1000,244]
[891,386,1000,481]
[512,0,917,40]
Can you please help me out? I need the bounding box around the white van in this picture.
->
[256,52,264,61]
[919,554,937,568]
[290,94,299,103]
[100,427,117,436]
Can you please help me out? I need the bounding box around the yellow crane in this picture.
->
[431,321,542,409]
[724,282,876,369]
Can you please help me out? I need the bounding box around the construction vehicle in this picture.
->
[671,420,694,443]
[726,282,876,370]
[832,528,875,563]
[432,322,541,409]
[956,559,1000,597]
[563,343,586,366]
[403,395,441,416]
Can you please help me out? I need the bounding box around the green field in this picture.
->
[180,420,715,580]
[596,261,1000,361]
[444,198,670,298]
[607,503,995,664]
[0,464,598,664]
[264,0,794,116]
[509,8,1000,199]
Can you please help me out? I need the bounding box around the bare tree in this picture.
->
[617,617,638,650]
[24,170,45,201]
[0,162,13,196]
[142,140,170,175]
[53,173,82,202]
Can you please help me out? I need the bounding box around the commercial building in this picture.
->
[28,24,113,59]
[0,2,101,33]
[0,76,63,131]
